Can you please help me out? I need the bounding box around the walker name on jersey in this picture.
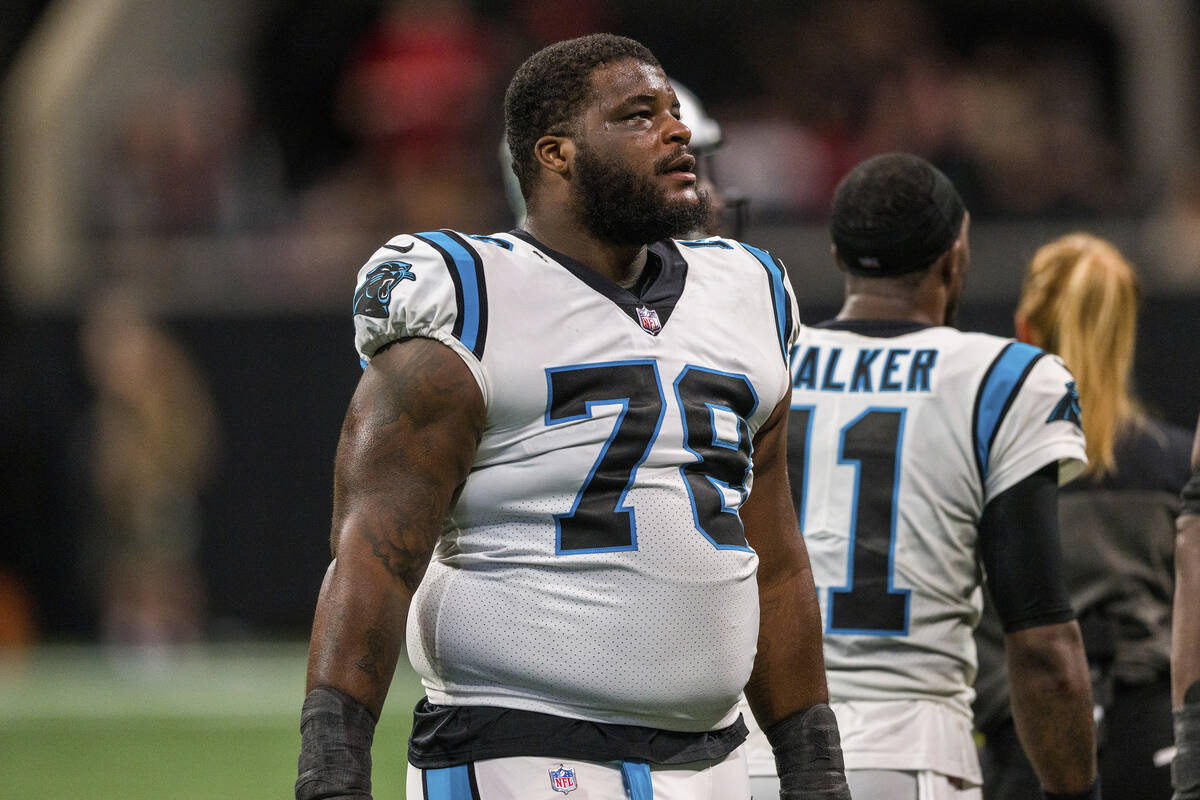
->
[790,345,938,394]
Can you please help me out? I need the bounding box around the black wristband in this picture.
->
[1043,780,1100,800]
[296,686,377,800]
[1175,698,1200,800]
[764,703,851,799]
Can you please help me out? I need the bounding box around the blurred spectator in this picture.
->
[90,74,288,236]
[297,0,510,237]
[957,42,1127,216]
[55,0,1144,313]
[715,0,977,217]
[711,0,1128,220]
[77,289,219,647]
[1143,155,1200,289]
[283,0,515,303]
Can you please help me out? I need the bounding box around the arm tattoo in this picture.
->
[357,517,435,594]
[354,627,388,682]
[336,338,483,589]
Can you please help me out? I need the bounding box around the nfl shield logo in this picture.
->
[549,765,578,794]
[636,305,662,334]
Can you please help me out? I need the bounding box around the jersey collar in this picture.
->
[509,230,688,335]
[814,318,933,338]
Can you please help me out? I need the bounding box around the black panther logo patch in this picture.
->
[353,260,416,318]
[1047,380,1083,428]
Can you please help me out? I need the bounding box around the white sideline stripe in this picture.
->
[0,643,423,722]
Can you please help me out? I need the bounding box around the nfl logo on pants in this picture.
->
[549,765,578,794]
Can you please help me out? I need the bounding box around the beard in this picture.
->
[570,143,711,246]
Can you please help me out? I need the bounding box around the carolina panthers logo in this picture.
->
[1047,380,1083,428]
[353,260,416,318]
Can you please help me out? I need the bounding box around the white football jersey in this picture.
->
[742,321,1086,782]
[352,229,799,732]
[790,323,1085,713]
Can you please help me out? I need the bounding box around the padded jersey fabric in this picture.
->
[352,229,799,738]
[743,318,1086,787]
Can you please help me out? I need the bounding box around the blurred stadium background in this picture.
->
[1,1,1198,797]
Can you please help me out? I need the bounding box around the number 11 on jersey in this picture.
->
[789,406,911,636]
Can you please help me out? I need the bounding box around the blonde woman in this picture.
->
[975,234,1193,800]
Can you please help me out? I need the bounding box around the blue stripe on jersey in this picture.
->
[973,342,1045,483]
[421,764,477,799]
[678,238,733,249]
[414,231,488,360]
[468,234,513,250]
[620,761,654,800]
[737,242,791,363]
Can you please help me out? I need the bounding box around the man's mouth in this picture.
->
[659,152,697,181]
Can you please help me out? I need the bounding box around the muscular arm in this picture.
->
[1005,622,1096,794]
[741,393,848,798]
[980,465,1096,795]
[741,392,829,725]
[1173,413,1200,706]
[306,337,485,716]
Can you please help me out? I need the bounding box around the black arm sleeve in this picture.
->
[978,463,1076,633]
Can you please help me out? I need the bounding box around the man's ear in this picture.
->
[924,245,957,289]
[942,213,969,284]
[929,251,947,286]
[534,135,574,176]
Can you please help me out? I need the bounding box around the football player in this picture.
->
[297,33,849,800]
[974,233,1192,800]
[742,153,1099,800]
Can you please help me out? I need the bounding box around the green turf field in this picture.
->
[0,643,426,799]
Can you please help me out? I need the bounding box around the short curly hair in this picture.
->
[503,34,661,202]
[830,152,965,277]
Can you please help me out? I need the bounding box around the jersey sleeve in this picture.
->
[982,350,1087,501]
[733,240,801,370]
[780,259,802,353]
[351,232,489,401]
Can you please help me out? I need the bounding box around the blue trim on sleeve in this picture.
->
[620,761,654,800]
[973,342,1045,483]
[414,231,488,360]
[678,238,733,249]
[737,242,792,363]
[468,234,513,250]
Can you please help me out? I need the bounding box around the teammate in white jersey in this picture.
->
[741,153,1099,800]
[295,34,850,800]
